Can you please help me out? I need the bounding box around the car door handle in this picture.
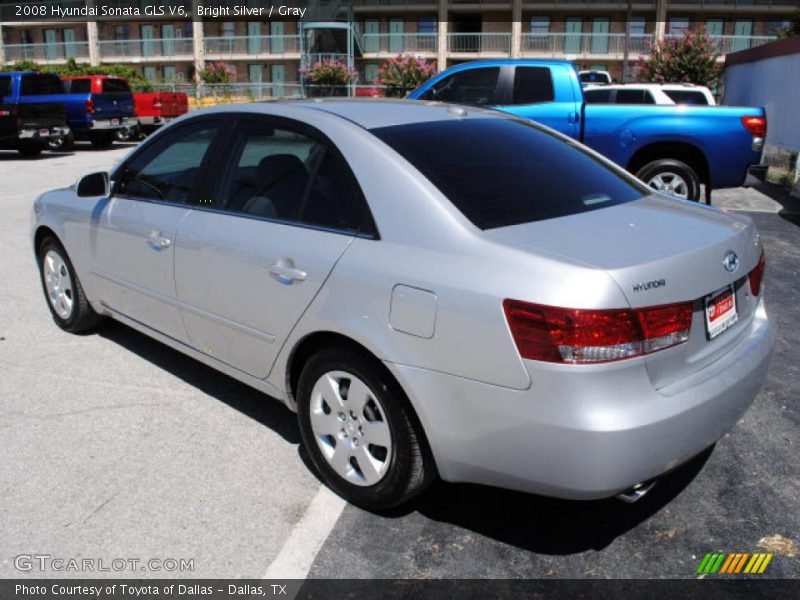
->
[269,260,307,284]
[146,230,171,250]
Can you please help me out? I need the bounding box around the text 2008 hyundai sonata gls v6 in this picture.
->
[32,100,775,509]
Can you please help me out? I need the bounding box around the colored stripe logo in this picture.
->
[696,552,773,574]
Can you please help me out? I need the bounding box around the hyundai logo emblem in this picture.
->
[723,251,739,273]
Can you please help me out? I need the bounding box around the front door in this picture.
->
[90,119,227,343]
[363,19,380,53]
[270,21,285,54]
[44,29,58,60]
[141,25,155,57]
[247,22,261,54]
[270,64,285,98]
[162,24,175,56]
[564,18,583,55]
[63,29,76,59]
[389,19,405,53]
[733,20,753,53]
[174,117,369,378]
[591,18,610,55]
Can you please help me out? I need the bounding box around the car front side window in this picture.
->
[116,121,222,204]
[422,67,500,106]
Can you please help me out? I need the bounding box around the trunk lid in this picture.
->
[92,93,135,119]
[16,101,66,129]
[484,195,763,388]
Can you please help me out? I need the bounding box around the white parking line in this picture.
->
[262,484,346,579]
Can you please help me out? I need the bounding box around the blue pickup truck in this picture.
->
[0,71,68,156]
[0,71,135,153]
[409,60,767,202]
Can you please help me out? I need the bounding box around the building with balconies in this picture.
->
[0,0,795,92]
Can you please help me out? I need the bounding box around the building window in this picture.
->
[143,66,158,83]
[629,17,645,36]
[530,16,550,36]
[706,19,724,37]
[20,29,34,44]
[418,16,437,35]
[364,64,379,83]
[114,25,129,41]
[769,20,791,36]
[222,22,236,38]
[668,18,690,35]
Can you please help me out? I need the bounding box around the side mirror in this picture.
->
[76,172,110,197]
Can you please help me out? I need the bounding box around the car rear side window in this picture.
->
[103,79,131,94]
[421,67,499,106]
[371,118,646,230]
[0,76,10,97]
[615,89,655,104]
[67,79,91,94]
[663,90,709,105]
[584,88,612,103]
[20,74,63,96]
[215,119,369,234]
[512,67,555,105]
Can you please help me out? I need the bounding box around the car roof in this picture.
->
[197,98,509,130]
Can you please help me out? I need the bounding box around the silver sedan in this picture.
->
[32,100,775,509]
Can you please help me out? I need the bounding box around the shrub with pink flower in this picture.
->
[200,61,236,84]
[637,27,722,88]
[377,54,437,98]
[301,59,357,86]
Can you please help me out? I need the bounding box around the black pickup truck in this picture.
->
[0,72,68,156]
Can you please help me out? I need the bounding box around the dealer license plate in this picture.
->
[705,284,738,340]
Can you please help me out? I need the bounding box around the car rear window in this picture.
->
[371,118,647,230]
[663,90,709,105]
[20,74,64,96]
[615,89,655,104]
[67,79,91,94]
[580,72,611,85]
[103,79,131,94]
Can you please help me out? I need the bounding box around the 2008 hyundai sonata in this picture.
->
[32,100,775,509]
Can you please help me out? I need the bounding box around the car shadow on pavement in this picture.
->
[391,446,714,554]
[98,321,301,445]
[751,181,800,226]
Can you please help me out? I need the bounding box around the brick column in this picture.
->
[437,0,448,72]
[654,0,667,42]
[192,2,205,89]
[87,21,100,66]
[0,23,6,66]
[512,0,522,58]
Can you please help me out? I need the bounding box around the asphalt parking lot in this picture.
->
[1,144,798,580]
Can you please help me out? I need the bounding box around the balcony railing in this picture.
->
[523,0,657,5]
[665,34,777,54]
[667,0,797,7]
[361,33,438,54]
[522,33,654,57]
[204,35,302,57]
[98,38,194,59]
[351,0,437,6]
[448,33,513,54]
[4,42,90,62]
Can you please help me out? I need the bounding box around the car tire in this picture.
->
[116,125,140,142]
[19,146,43,157]
[49,132,75,152]
[37,237,102,334]
[636,159,701,202]
[90,134,114,148]
[297,346,436,510]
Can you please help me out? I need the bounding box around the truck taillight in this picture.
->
[503,299,693,364]
[749,251,766,296]
[152,97,162,110]
[741,116,766,138]
[85,98,95,115]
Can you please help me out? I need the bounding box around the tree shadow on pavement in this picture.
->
[393,446,714,555]
[98,321,301,444]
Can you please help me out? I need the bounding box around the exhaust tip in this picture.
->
[616,480,657,504]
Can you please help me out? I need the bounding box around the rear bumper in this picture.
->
[89,117,134,130]
[388,301,775,500]
[138,116,173,127]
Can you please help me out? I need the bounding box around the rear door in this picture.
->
[495,64,581,138]
[173,115,372,378]
[90,117,228,342]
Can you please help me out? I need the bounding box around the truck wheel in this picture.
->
[297,346,436,510]
[49,132,75,152]
[636,159,701,202]
[91,134,114,148]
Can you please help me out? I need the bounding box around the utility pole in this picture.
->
[621,0,633,83]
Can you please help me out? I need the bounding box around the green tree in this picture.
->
[0,58,153,91]
[637,28,723,88]
[777,10,800,39]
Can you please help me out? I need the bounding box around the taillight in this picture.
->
[749,251,766,296]
[503,299,693,364]
[85,98,95,115]
[741,116,766,138]
[152,97,162,110]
